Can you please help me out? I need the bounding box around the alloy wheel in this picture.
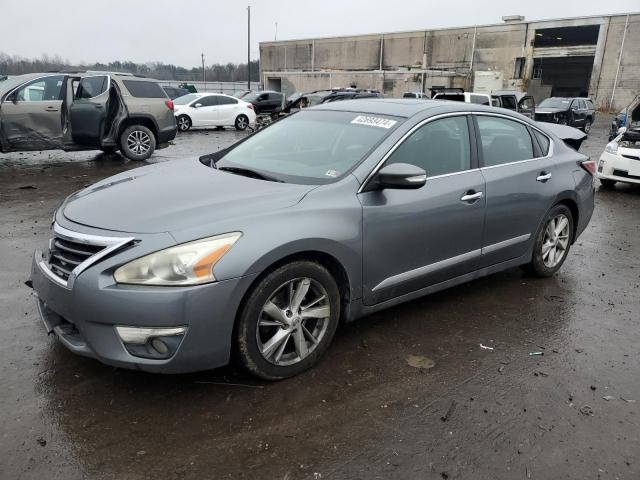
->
[256,277,330,366]
[236,116,248,130]
[584,121,591,133]
[541,214,570,268]
[178,117,190,131]
[127,130,151,155]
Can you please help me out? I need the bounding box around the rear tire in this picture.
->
[235,261,340,380]
[177,115,191,132]
[583,119,592,134]
[600,179,616,188]
[523,204,574,278]
[235,114,249,131]
[119,125,156,161]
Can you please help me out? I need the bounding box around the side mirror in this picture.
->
[371,163,426,190]
[193,103,202,108]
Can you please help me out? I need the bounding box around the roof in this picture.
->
[311,98,495,118]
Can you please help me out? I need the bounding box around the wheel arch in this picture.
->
[118,115,159,143]
[552,193,580,244]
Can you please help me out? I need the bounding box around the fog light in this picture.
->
[115,326,186,360]
[151,338,169,355]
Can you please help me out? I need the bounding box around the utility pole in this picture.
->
[275,22,278,41]
[201,52,205,86]
[247,5,251,90]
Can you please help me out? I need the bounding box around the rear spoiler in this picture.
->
[538,123,587,151]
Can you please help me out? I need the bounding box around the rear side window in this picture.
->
[123,80,167,98]
[578,99,586,109]
[586,100,594,109]
[217,96,238,105]
[533,130,551,156]
[476,116,535,166]
[76,76,108,99]
[386,116,471,177]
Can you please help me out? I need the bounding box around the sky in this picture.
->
[2,0,638,68]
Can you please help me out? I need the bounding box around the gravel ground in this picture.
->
[0,117,639,479]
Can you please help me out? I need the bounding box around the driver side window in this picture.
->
[386,116,471,177]
[14,75,64,102]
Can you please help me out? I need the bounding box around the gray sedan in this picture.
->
[30,99,595,379]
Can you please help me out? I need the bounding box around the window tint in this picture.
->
[519,97,535,111]
[578,99,586,109]
[197,96,219,107]
[15,75,64,101]
[570,101,579,111]
[217,96,238,105]
[470,94,490,105]
[123,80,167,98]
[586,100,594,109]
[533,130,551,156]
[476,116,535,166]
[500,96,517,110]
[76,76,108,99]
[386,116,471,177]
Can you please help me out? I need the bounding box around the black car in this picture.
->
[243,90,285,114]
[535,97,595,134]
[162,86,190,100]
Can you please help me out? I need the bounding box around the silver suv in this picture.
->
[0,72,177,161]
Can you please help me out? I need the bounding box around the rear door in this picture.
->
[1,74,66,150]
[216,96,239,125]
[68,75,110,146]
[474,114,557,266]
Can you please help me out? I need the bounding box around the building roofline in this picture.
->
[259,11,639,47]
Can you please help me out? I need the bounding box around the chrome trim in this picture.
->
[407,174,427,183]
[36,250,69,288]
[48,223,135,289]
[2,74,67,103]
[536,172,553,182]
[358,111,555,193]
[461,191,483,202]
[372,249,482,292]
[481,234,531,255]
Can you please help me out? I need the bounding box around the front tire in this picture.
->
[119,125,156,161]
[177,115,191,132]
[583,119,592,134]
[235,114,249,131]
[236,261,340,380]
[524,204,574,277]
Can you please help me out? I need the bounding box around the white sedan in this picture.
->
[173,93,256,131]
[597,130,640,187]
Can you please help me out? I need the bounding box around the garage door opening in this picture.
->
[532,56,594,98]
[266,77,282,92]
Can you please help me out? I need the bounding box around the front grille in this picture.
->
[47,235,106,282]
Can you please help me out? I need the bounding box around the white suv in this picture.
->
[173,93,256,131]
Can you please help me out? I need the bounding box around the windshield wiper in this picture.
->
[217,166,284,183]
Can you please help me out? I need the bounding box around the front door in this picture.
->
[360,115,486,305]
[0,75,65,151]
[474,114,557,266]
[68,75,110,146]
[190,95,220,126]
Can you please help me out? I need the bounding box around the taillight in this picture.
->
[580,159,596,175]
[165,100,174,111]
[247,103,254,110]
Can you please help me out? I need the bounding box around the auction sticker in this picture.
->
[351,115,397,129]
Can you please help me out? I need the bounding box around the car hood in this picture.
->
[62,159,316,234]
[535,107,566,114]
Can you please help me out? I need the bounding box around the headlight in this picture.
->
[605,141,618,154]
[114,232,241,286]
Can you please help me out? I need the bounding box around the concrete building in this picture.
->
[259,12,639,109]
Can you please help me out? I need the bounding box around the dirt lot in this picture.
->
[1,118,639,479]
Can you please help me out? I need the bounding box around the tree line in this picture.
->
[0,53,260,82]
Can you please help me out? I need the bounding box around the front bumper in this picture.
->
[30,245,256,374]
[596,151,640,185]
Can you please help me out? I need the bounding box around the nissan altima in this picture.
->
[30,99,595,379]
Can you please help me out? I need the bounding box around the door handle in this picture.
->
[536,172,552,182]
[45,106,59,112]
[460,191,483,202]
[94,104,104,109]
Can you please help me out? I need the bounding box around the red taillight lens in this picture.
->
[247,103,254,110]
[165,100,174,111]
[581,159,596,175]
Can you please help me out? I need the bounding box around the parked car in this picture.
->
[0,72,176,161]
[535,97,596,133]
[403,92,428,99]
[243,90,285,114]
[162,85,190,99]
[597,126,640,187]
[30,99,594,379]
[282,89,382,114]
[608,94,639,140]
[233,90,253,99]
[173,93,256,131]
[432,89,536,118]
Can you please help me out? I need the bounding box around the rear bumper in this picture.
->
[30,249,256,374]
[158,124,177,145]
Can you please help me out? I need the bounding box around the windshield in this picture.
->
[539,98,571,109]
[174,94,199,105]
[215,110,402,184]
